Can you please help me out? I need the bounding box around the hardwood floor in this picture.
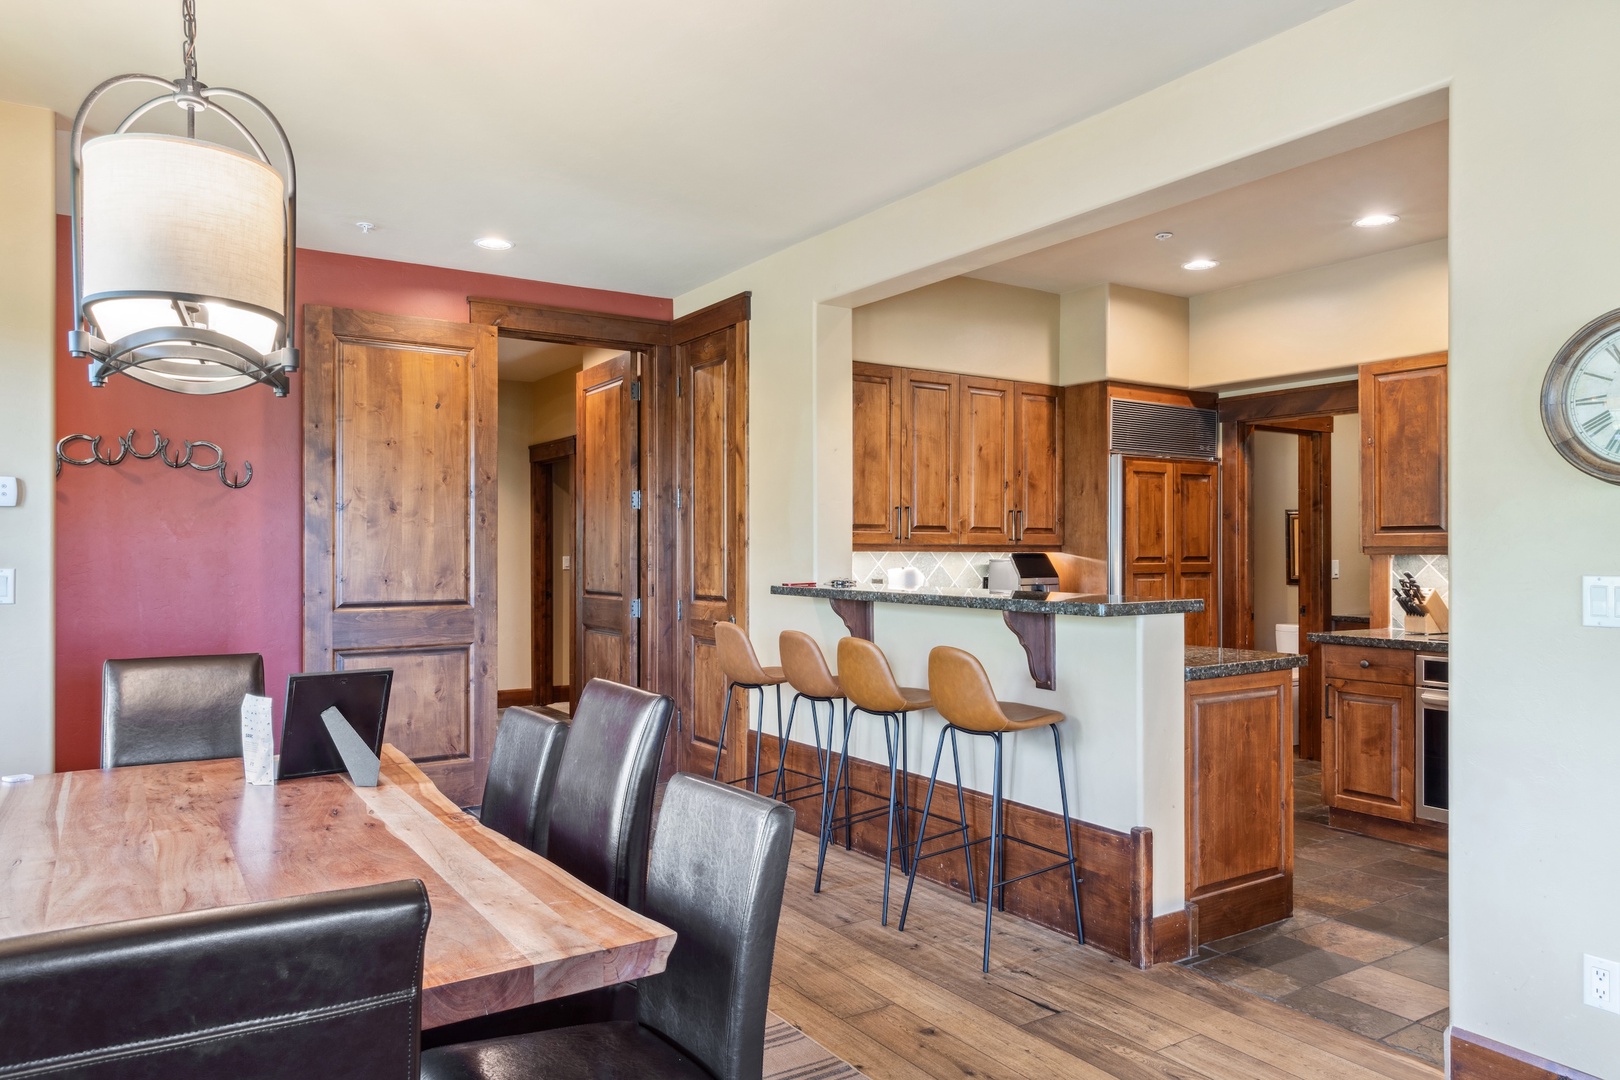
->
[771,838,1443,1080]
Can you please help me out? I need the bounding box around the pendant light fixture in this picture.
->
[67,0,297,396]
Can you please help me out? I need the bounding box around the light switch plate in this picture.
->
[1331,559,1340,579]
[0,477,16,507]
[1582,576,1620,627]
[0,569,13,605]
[561,555,572,571]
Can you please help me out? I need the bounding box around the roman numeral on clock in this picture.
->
[1582,410,1613,436]
[1607,430,1620,456]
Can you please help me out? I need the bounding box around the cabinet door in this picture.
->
[1324,678,1414,820]
[1121,457,1174,598]
[957,376,1016,545]
[1361,353,1447,552]
[900,370,958,543]
[1013,382,1063,547]
[852,363,902,546]
[1174,461,1219,647]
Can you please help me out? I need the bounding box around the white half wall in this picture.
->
[0,100,55,775]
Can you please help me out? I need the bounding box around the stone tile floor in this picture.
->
[1181,758,1449,1066]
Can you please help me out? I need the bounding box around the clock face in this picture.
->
[1544,309,1620,484]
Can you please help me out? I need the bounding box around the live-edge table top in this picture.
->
[0,745,675,1028]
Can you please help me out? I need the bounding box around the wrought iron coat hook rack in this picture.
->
[55,430,253,489]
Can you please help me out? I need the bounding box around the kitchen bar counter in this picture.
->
[1307,627,1449,653]
[770,583,1203,617]
[1184,646,1308,681]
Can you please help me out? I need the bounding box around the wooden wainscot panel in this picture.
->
[752,732,1179,967]
[1184,669,1293,946]
[1450,1028,1604,1080]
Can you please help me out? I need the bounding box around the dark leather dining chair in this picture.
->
[0,879,431,1079]
[101,652,265,768]
[478,706,569,856]
[421,774,796,1080]
[545,678,673,911]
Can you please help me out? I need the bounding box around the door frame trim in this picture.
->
[529,436,575,711]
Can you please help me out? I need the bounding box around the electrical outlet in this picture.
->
[0,568,13,605]
[1331,559,1340,580]
[0,476,16,507]
[1585,954,1620,1012]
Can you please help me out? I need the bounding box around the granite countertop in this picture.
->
[1185,647,1310,682]
[770,583,1203,617]
[1307,628,1449,654]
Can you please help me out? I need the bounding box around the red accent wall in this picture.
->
[54,217,671,770]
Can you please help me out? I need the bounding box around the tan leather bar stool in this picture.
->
[712,622,787,793]
[777,631,845,830]
[826,638,976,924]
[899,646,1084,972]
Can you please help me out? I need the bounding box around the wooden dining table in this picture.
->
[0,744,676,1028]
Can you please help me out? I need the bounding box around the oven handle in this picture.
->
[1420,689,1449,707]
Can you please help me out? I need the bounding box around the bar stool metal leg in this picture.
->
[1052,723,1085,944]
[711,682,738,782]
[947,728,976,902]
[983,732,1004,970]
[897,726,977,932]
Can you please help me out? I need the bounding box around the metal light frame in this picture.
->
[67,5,297,396]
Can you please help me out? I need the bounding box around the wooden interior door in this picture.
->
[900,370,958,544]
[1012,381,1063,547]
[303,306,497,805]
[1121,457,1173,598]
[672,297,749,778]
[1174,461,1220,647]
[575,353,641,698]
[957,376,1015,545]
[851,362,902,547]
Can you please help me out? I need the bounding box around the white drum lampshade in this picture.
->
[81,133,287,392]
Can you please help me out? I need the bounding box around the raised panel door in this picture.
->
[957,376,1015,545]
[1174,461,1219,647]
[1361,353,1447,552]
[576,353,641,694]
[852,362,902,547]
[1122,457,1173,598]
[900,371,958,543]
[1013,382,1062,547]
[303,306,497,806]
[1324,678,1414,820]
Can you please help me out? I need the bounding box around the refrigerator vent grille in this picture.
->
[1109,399,1219,459]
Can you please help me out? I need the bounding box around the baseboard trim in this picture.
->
[1328,807,1448,853]
[1450,1028,1603,1079]
[496,688,535,709]
[750,732,1183,967]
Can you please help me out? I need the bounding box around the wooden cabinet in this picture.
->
[851,362,1061,549]
[1185,668,1293,945]
[1122,456,1219,646]
[1321,644,1415,821]
[851,363,903,546]
[1361,353,1447,552]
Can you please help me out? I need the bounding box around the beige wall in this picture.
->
[1057,283,1190,385]
[0,101,55,775]
[675,2,1620,1067]
[1190,239,1449,387]
[1330,414,1370,616]
[496,382,535,691]
[1251,431,1300,653]
[529,367,579,687]
[530,366,580,444]
[853,276,1059,382]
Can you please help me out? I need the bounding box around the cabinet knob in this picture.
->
[1360,659,1370,668]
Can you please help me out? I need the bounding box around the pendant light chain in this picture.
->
[181,0,198,83]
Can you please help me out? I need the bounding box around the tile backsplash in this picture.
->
[851,551,1000,590]
[1389,553,1449,625]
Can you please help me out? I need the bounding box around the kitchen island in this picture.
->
[769,583,1302,962]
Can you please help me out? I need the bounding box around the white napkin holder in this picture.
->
[241,694,275,785]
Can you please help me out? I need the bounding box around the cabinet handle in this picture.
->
[903,505,912,540]
[1008,508,1016,542]
[893,505,901,540]
[1018,509,1025,541]
[1360,659,1371,668]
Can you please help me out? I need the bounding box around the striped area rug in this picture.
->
[763,1013,866,1080]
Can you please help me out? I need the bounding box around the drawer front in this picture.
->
[1322,645,1413,686]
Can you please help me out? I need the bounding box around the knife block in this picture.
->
[1397,591,1448,634]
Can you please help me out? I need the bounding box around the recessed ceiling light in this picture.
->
[474,236,514,250]
[1154,231,1174,241]
[1182,258,1219,271]
[1353,213,1400,228]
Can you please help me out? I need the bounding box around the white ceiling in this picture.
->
[968,121,1448,297]
[497,339,590,383]
[0,0,1350,298]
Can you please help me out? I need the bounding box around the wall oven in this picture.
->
[1416,653,1448,823]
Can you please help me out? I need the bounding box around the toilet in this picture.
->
[1275,623,1302,742]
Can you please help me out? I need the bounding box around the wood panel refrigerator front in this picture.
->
[303,306,497,805]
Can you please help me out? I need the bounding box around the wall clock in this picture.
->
[1543,307,1620,484]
